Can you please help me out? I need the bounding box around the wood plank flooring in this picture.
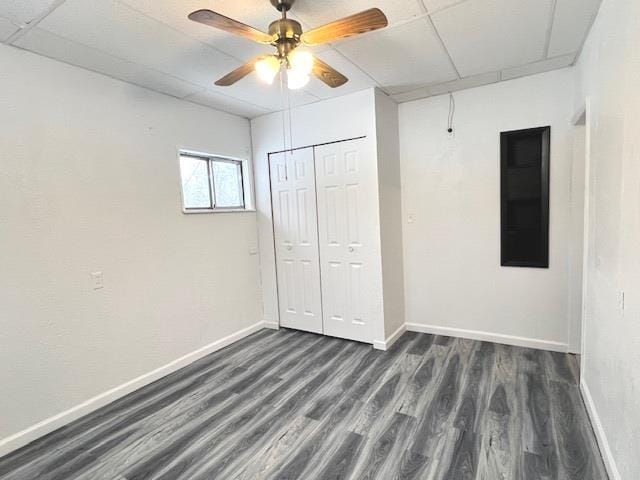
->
[0,329,608,480]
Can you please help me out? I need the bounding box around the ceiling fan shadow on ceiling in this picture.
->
[188,0,388,90]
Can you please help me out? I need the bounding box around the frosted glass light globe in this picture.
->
[255,56,281,85]
[288,50,314,75]
[287,68,310,89]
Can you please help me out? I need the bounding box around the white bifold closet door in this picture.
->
[269,148,323,334]
[314,138,376,343]
[270,137,376,344]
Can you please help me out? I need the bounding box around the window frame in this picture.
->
[178,150,253,214]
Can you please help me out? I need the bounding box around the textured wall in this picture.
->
[399,69,578,349]
[0,44,261,443]
[575,0,640,477]
[375,90,406,339]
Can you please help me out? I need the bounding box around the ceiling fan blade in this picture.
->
[215,56,267,86]
[301,8,388,46]
[312,57,348,88]
[188,9,273,44]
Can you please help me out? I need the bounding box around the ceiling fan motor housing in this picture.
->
[269,18,302,58]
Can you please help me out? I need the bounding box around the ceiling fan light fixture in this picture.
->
[255,56,281,85]
[189,4,389,89]
[286,49,313,89]
[287,68,310,90]
[288,49,314,75]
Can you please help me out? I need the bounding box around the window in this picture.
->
[500,126,550,268]
[179,152,249,212]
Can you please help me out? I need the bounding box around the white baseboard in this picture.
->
[373,324,406,351]
[0,320,266,459]
[404,322,568,353]
[580,378,621,480]
[263,321,280,330]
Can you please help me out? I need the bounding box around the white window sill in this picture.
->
[182,208,256,214]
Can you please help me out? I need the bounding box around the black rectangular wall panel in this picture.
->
[500,126,550,268]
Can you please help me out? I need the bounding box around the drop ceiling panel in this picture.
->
[185,89,269,119]
[305,49,378,99]
[218,74,320,112]
[501,54,574,81]
[4,0,598,118]
[0,16,19,41]
[15,27,202,99]
[120,0,287,62]
[337,17,458,93]
[432,0,553,77]
[293,0,425,28]
[392,71,499,102]
[33,0,239,87]
[422,0,468,14]
[548,0,601,57]
[428,70,499,96]
[0,0,59,26]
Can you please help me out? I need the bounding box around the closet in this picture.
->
[269,137,378,344]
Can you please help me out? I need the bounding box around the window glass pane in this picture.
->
[211,160,243,208]
[180,156,211,209]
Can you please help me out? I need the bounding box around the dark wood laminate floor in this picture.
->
[0,329,608,480]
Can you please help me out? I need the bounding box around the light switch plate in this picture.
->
[91,271,104,290]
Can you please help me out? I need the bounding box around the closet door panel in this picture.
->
[270,149,323,333]
[315,138,377,343]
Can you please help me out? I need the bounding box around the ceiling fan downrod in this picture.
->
[270,0,295,15]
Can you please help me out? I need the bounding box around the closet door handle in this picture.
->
[348,246,354,253]
[286,245,293,251]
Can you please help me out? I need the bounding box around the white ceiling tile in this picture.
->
[293,0,425,28]
[432,0,553,77]
[217,73,320,112]
[120,0,298,62]
[548,0,601,57]
[336,17,458,93]
[0,0,58,26]
[116,62,204,99]
[13,26,138,76]
[4,0,596,117]
[304,49,378,99]
[185,89,269,119]
[123,0,285,34]
[0,16,20,41]
[34,0,239,87]
[391,70,498,102]
[422,0,469,14]
[391,86,431,103]
[14,27,203,99]
[501,54,574,81]
[428,71,499,95]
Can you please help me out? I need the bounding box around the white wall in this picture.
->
[567,124,586,353]
[399,69,579,351]
[0,44,262,453]
[374,90,405,339]
[251,89,385,341]
[574,0,640,477]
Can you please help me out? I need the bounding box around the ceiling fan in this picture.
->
[188,0,388,90]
